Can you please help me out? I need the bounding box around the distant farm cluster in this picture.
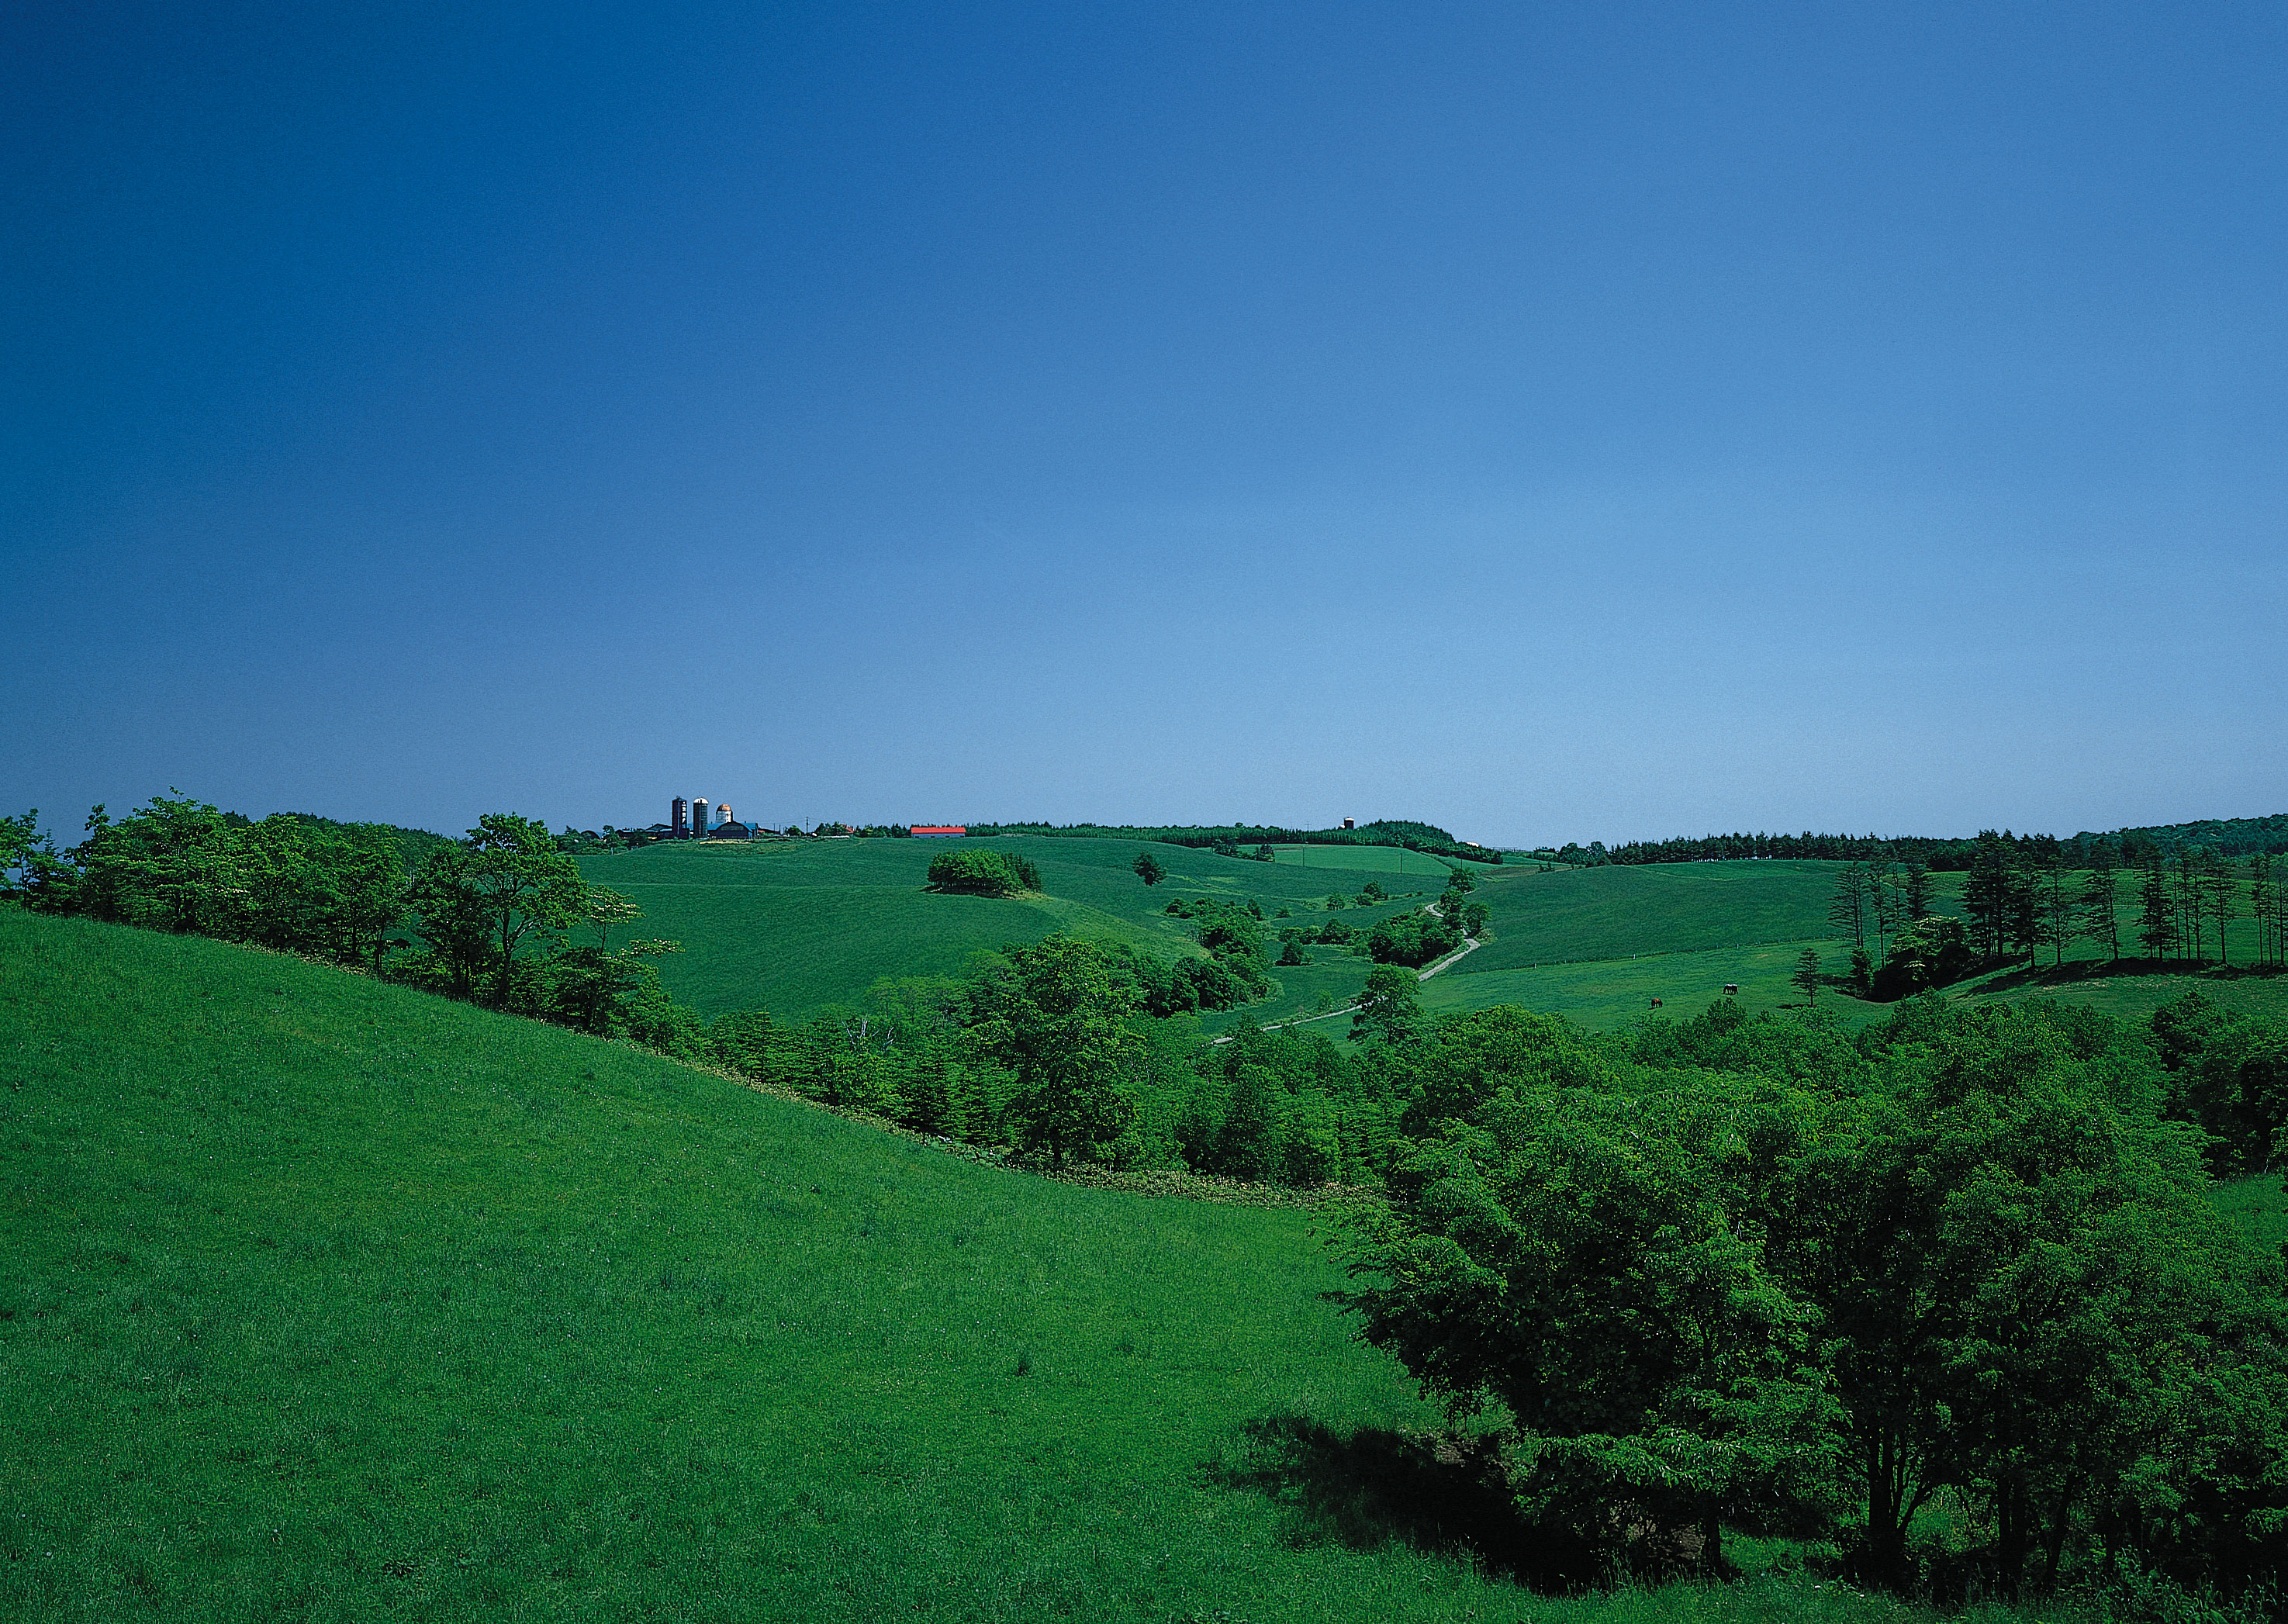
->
[624,798,966,844]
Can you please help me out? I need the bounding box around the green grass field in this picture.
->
[578,836,1440,1020]
[2213,1175,2288,1256]
[5,907,1997,1623]
[1396,860,2286,1034]
[607,841,2288,1038]
[1450,862,1963,976]
[1267,844,1483,879]
[1421,938,1886,1031]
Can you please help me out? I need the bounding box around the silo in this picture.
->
[672,798,689,839]
[717,803,733,827]
[693,798,710,838]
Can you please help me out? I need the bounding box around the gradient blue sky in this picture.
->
[5,3,2283,848]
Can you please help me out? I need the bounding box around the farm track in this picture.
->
[1212,902,1476,1043]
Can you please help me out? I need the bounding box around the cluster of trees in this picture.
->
[1336,994,2288,1601]
[2152,991,2288,1174]
[1602,814,2288,872]
[1826,834,2287,1000]
[1279,914,1359,962]
[923,849,1042,897]
[2134,848,2286,969]
[1367,910,1463,968]
[697,938,1411,1185]
[2,797,411,969]
[968,818,1504,866]
[1155,895,1273,1005]
[5,796,705,1052]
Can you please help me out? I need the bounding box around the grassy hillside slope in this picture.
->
[12,907,1654,1624]
[1454,862,1962,975]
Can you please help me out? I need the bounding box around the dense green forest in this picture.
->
[7,794,2287,1614]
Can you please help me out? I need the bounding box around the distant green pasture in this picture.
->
[1421,937,1884,1032]
[1267,844,1479,879]
[1453,861,1968,975]
[578,836,1436,1019]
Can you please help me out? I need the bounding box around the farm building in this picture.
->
[911,826,966,838]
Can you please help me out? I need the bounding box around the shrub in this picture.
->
[925,850,1042,897]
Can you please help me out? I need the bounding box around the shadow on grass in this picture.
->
[1208,1413,1601,1594]
[1965,957,2284,998]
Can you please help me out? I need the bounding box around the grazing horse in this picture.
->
[1650,997,1663,1008]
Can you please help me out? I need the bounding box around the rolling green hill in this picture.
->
[575,835,1439,1020]
[1453,861,1963,975]
[3,906,1979,1623]
[575,839,2288,1037]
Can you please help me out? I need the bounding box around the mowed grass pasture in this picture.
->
[0,907,1992,1624]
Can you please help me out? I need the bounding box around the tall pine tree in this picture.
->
[2079,841,2121,963]
[1963,831,2014,959]
[2137,855,2177,962]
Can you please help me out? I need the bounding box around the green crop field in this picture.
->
[2,907,1975,1623]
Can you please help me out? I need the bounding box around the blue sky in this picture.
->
[5,2,2283,848]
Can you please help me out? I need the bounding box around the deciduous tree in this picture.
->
[970,935,1140,1169]
[1350,963,1421,1045]
[410,814,586,1009]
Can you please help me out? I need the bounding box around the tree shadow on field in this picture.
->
[1208,1413,1600,1594]
[1967,955,2282,999]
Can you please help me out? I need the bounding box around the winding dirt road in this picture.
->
[1210,900,1479,1043]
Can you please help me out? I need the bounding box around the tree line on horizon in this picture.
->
[1588,811,2288,871]
[967,816,1505,866]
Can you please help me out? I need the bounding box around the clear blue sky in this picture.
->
[5,3,2283,847]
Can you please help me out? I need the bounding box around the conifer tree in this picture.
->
[2004,838,2042,967]
[2031,841,2076,969]
[2252,855,2277,968]
[2176,850,2207,963]
[2079,841,2121,963]
[2202,849,2239,967]
[1900,859,1933,923]
[1867,857,1897,961]
[2137,855,2178,962]
[1964,832,2014,959]
[1791,947,1822,1007]
[1827,863,1871,953]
